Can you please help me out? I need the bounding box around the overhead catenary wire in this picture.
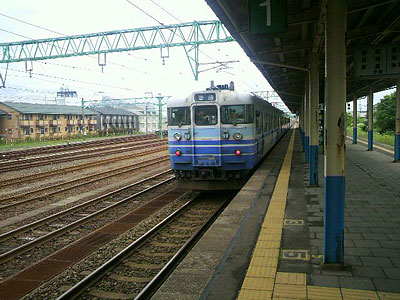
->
[0,12,64,36]
[2,77,133,102]
[1,67,136,91]
[1,7,270,98]
[147,0,234,61]
[144,0,265,91]
[149,0,182,23]
[0,13,173,82]
[0,27,168,80]
[124,0,214,61]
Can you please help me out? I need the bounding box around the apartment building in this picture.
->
[124,104,167,134]
[0,102,98,141]
[90,107,138,131]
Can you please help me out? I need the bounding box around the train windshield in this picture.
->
[194,106,218,126]
[221,105,254,124]
[168,107,191,126]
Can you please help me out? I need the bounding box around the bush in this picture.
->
[360,119,368,132]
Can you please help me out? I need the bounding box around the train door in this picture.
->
[255,109,262,157]
[261,112,264,155]
[191,105,222,167]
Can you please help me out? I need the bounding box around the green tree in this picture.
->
[346,112,353,128]
[375,93,396,134]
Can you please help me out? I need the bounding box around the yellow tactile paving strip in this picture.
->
[237,131,400,300]
[346,136,394,155]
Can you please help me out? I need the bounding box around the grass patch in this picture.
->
[0,133,136,151]
[347,126,395,147]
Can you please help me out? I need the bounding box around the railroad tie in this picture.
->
[124,262,161,269]
[138,250,172,257]
[109,274,154,283]
[150,241,181,248]
[88,289,134,299]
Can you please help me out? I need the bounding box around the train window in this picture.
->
[268,113,272,131]
[194,106,218,126]
[168,107,191,126]
[194,93,216,101]
[221,105,254,124]
[256,110,262,134]
[263,112,268,131]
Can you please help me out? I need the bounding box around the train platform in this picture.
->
[151,128,400,300]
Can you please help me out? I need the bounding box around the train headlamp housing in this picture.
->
[235,150,241,156]
[222,130,230,140]
[233,132,243,140]
[175,150,182,156]
[174,132,182,141]
[183,132,191,140]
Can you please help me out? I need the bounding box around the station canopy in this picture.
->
[205,0,400,113]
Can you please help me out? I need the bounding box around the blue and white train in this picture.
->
[168,82,290,190]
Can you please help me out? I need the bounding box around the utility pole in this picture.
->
[145,103,148,134]
[157,94,164,139]
[144,92,153,135]
[81,98,86,141]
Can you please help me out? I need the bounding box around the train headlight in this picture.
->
[233,132,243,140]
[222,130,229,139]
[235,150,241,156]
[174,132,182,141]
[175,150,182,156]
[184,132,191,140]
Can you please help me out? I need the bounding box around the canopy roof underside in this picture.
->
[205,0,400,112]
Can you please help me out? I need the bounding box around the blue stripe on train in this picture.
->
[168,139,256,146]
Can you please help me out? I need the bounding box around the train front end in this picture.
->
[168,84,256,190]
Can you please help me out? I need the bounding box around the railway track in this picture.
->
[0,134,157,161]
[0,155,170,211]
[0,146,166,188]
[0,139,166,173]
[57,193,230,300]
[0,170,175,268]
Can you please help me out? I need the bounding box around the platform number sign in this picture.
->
[281,250,310,261]
[249,0,287,35]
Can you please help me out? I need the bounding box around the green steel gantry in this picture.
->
[0,20,234,80]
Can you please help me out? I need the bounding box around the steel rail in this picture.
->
[0,156,169,209]
[0,168,171,242]
[0,135,155,161]
[0,138,159,166]
[135,199,228,300]
[56,198,195,300]
[0,140,164,171]
[0,170,174,264]
[57,196,228,300]
[0,146,165,188]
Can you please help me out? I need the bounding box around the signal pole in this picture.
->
[81,98,86,141]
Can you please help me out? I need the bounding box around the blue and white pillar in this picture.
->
[367,87,373,151]
[300,103,304,150]
[304,77,310,162]
[324,0,346,265]
[352,96,357,144]
[309,52,319,186]
[395,80,400,161]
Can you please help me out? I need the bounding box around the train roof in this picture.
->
[168,89,287,116]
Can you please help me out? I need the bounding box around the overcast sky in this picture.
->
[0,0,394,112]
[0,0,288,109]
